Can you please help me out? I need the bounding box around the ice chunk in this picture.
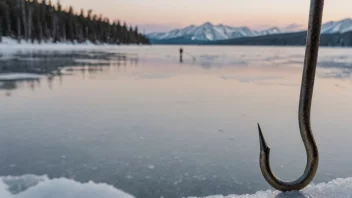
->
[0,174,134,198]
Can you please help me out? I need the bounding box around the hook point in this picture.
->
[258,123,269,151]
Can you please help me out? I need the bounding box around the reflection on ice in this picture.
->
[254,82,299,87]
[137,73,175,79]
[220,75,283,83]
[0,50,139,95]
[1,47,352,84]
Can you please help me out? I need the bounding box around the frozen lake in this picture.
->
[1,45,352,198]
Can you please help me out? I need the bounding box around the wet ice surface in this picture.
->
[0,46,352,197]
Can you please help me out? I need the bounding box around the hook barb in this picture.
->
[257,123,269,151]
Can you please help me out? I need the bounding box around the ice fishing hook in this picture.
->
[257,0,324,191]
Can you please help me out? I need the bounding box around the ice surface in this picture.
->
[187,177,352,198]
[0,175,135,198]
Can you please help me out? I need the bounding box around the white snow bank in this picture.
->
[1,37,19,45]
[188,177,352,198]
[0,73,43,81]
[0,37,96,48]
[0,175,134,198]
[0,37,144,60]
[0,37,138,50]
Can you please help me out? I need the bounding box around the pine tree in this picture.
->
[33,0,43,43]
[55,0,62,42]
[15,0,22,42]
[20,0,27,40]
[67,6,74,42]
[41,0,48,41]
[0,0,11,37]
[28,3,33,42]
[0,13,2,42]
[0,0,5,41]
[129,26,135,43]
[116,21,121,44]
[77,8,84,42]
[134,26,140,44]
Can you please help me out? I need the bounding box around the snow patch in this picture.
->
[0,174,135,198]
[187,177,352,198]
[1,37,20,45]
[0,73,43,81]
[0,37,138,51]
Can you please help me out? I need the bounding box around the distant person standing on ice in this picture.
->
[179,47,183,63]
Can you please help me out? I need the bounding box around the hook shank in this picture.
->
[258,0,324,191]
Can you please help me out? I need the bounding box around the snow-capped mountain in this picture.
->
[258,27,281,35]
[321,18,352,34]
[147,22,282,41]
[281,23,305,33]
[280,19,352,34]
[147,18,352,42]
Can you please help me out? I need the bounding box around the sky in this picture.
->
[54,0,352,33]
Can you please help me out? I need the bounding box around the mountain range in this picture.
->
[146,18,352,44]
[147,22,282,41]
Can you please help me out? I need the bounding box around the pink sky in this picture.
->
[54,0,351,32]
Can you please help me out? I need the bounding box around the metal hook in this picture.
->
[257,0,324,191]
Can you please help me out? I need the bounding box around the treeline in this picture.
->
[0,0,149,44]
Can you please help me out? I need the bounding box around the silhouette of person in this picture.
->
[179,47,183,63]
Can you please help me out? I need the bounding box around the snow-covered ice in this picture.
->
[187,177,352,198]
[1,175,352,198]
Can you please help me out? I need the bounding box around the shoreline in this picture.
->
[0,37,148,51]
